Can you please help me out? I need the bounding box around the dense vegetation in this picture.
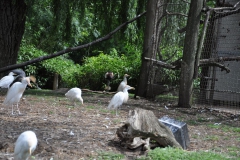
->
[19,0,188,90]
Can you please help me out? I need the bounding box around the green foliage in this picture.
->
[78,49,141,90]
[96,151,125,160]
[139,147,232,160]
[158,46,183,85]
[18,44,81,87]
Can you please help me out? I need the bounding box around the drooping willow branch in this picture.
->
[0,11,147,73]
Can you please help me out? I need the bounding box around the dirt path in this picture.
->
[0,90,239,159]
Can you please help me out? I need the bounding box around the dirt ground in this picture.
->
[0,88,239,160]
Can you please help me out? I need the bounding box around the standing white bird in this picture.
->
[108,85,134,116]
[0,72,16,88]
[117,74,130,92]
[65,87,83,106]
[14,131,38,160]
[3,77,31,115]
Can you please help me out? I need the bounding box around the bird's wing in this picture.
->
[108,92,125,109]
[0,76,14,88]
[3,82,24,105]
[117,81,126,92]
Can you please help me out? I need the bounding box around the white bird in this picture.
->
[14,131,38,160]
[108,85,134,116]
[117,74,130,92]
[0,72,16,88]
[65,87,83,106]
[3,77,32,115]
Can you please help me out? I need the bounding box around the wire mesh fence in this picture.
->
[193,0,240,116]
[152,0,240,117]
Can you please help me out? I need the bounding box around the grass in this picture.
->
[95,151,125,160]
[137,147,234,160]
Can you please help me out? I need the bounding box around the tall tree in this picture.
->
[178,0,203,108]
[0,0,27,77]
[136,0,164,97]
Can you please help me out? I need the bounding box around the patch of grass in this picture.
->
[156,94,178,101]
[138,147,232,160]
[86,105,95,110]
[96,151,125,160]
[66,105,74,109]
[207,123,221,129]
[227,146,240,157]
[196,115,210,123]
[204,135,219,141]
[99,108,109,113]
[187,120,198,125]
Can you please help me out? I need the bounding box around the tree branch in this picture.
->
[0,12,147,73]
[145,55,240,73]
[193,10,211,79]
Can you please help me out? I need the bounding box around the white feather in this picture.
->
[0,72,15,88]
[3,77,29,114]
[65,87,83,105]
[117,74,129,92]
[108,85,133,115]
[14,131,38,160]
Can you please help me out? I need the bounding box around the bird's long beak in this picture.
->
[130,87,135,90]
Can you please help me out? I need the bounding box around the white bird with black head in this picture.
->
[108,85,134,116]
[65,87,83,106]
[3,77,34,115]
[14,130,38,160]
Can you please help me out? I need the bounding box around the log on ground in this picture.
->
[117,108,182,150]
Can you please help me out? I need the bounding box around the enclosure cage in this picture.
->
[152,0,240,116]
[191,0,240,117]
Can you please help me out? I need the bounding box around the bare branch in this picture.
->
[0,12,147,73]
[193,10,211,79]
[145,55,240,73]
[166,10,188,17]
[144,57,178,69]
[199,62,230,73]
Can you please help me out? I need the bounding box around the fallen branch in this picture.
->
[0,12,147,73]
[81,89,116,95]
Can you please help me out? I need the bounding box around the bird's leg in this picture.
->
[116,109,118,116]
[11,105,14,115]
[16,103,21,115]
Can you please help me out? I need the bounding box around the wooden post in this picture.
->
[53,73,58,90]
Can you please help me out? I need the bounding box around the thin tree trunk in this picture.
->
[0,0,27,77]
[178,0,203,108]
[136,0,163,98]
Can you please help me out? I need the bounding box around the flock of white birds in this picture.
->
[0,70,134,160]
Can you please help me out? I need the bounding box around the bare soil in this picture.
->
[0,89,239,160]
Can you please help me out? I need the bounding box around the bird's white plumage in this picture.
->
[65,87,83,105]
[14,131,38,160]
[117,74,129,92]
[108,85,134,115]
[0,72,15,88]
[3,77,30,114]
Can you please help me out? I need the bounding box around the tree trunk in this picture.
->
[178,0,203,108]
[117,108,182,150]
[0,0,27,77]
[136,0,164,98]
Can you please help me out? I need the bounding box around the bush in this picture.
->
[77,50,141,90]
[18,44,81,88]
